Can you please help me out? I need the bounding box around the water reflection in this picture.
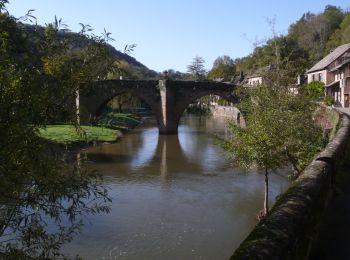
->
[0,148,110,258]
[84,126,207,178]
[63,116,289,260]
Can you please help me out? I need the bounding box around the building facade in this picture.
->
[306,43,350,108]
[245,75,263,87]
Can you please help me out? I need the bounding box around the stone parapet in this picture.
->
[231,113,350,259]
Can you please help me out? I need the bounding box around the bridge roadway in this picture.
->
[79,79,238,134]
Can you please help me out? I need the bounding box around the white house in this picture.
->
[306,43,350,108]
[246,74,263,87]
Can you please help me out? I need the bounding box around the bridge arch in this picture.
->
[176,90,239,119]
[94,91,152,118]
[79,79,238,134]
[79,80,160,122]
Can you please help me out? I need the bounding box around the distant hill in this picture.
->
[104,44,158,79]
[20,22,158,79]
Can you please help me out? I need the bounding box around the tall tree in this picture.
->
[208,55,236,81]
[187,56,207,81]
[288,5,344,63]
[224,84,324,217]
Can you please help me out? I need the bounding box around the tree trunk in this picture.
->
[264,167,269,215]
[285,147,301,178]
[75,89,80,125]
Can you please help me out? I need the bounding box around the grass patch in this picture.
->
[39,125,121,145]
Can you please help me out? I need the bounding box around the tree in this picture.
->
[302,80,325,100]
[326,14,350,52]
[288,5,344,63]
[224,77,324,218]
[41,19,119,123]
[109,92,141,113]
[208,55,236,81]
[0,3,114,257]
[187,56,206,81]
[165,69,189,80]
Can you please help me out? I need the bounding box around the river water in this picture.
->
[64,116,289,260]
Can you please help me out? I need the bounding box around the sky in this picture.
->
[6,0,350,72]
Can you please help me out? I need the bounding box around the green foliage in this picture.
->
[324,95,333,106]
[186,96,212,115]
[302,80,325,100]
[108,92,142,113]
[0,0,8,13]
[165,69,189,80]
[236,36,310,83]
[223,72,325,214]
[0,4,118,258]
[39,125,121,145]
[236,5,347,78]
[225,85,324,174]
[208,55,236,81]
[326,14,350,52]
[288,5,344,62]
[315,106,340,140]
[107,60,144,79]
[187,56,207,81]
[229,85,322,176]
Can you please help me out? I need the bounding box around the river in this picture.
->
[63,116,289,260]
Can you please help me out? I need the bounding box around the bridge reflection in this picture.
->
[77,126,204,180]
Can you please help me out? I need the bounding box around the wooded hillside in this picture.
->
[235,5,350,77]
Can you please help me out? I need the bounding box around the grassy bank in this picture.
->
[39,125,121,145]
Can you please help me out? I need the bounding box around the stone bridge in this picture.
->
[79,79,238,134]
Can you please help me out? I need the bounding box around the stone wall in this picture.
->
[231,113,350,260]
[211,105,245,126]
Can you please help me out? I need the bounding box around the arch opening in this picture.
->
[177,93,242,127]
[93,92,154,130]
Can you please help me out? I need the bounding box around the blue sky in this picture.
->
[7,0,350,72]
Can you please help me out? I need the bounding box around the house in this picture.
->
[246,74,263,87]
[306,43,350,108]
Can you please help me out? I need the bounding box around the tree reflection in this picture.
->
[0,141,111,259]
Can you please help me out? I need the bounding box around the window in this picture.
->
[312,74,315,81]
[318,73,322,81]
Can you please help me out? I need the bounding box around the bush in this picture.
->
[302,81,325,100]
[324,95,333,106]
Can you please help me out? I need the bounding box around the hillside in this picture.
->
[20,22,158,79]
[235,5,350,79]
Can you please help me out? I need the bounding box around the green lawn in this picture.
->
[39,125,121,145]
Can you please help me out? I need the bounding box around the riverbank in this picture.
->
[39,125,122,150]
[38,113,142,151]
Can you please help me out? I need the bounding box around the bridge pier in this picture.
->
[157,80,180,134]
